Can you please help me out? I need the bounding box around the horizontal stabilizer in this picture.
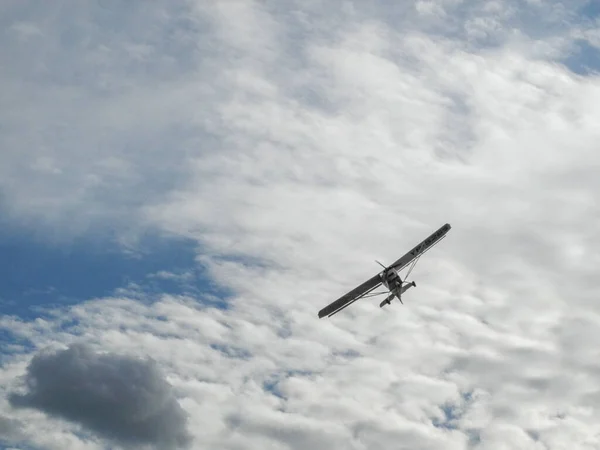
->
[379,292,395,308]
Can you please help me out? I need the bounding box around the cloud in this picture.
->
[2,1,600,450]
[8,343,191,449]
[0,415,25,444]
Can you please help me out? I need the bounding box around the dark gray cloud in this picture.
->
[8,343,191,449]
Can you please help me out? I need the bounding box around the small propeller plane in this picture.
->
[318,223,451,318]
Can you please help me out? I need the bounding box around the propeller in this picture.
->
[376,260,403,284]
[375,260,387,269]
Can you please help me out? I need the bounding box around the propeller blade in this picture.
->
[375,260,387,269]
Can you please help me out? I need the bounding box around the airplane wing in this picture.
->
[388,223,451,272]
[317,273,382,318]
[317,223,451,319]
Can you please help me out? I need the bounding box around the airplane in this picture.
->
[318,223,451,318]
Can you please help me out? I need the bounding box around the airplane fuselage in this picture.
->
[381,268,401,290]
[379,268,416,307]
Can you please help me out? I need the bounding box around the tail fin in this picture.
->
[379,292,396,308]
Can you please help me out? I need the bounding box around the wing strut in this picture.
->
[402,234,447,279]
[404,253,420,280]
[318,273,382,318]
[327,287,389,317]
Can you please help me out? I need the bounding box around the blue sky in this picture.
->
[0,225,231,378]
[564,39,600,75]
[562,0,600,75]
[581,0,600,18]
[2,1,600,450]
[0,228,219,320]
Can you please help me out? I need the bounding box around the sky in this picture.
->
[1,0,600,449]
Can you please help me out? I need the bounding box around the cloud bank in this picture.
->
[1,1,600,450]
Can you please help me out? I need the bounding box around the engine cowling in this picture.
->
[381,269,400,289]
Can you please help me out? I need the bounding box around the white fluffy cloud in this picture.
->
[2,1,600,449]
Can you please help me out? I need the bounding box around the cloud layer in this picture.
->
[2,1,600,449]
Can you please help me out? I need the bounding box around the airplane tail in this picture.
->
[379,292,396,308]
[379,281,416,308]
[400,281,416,295]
